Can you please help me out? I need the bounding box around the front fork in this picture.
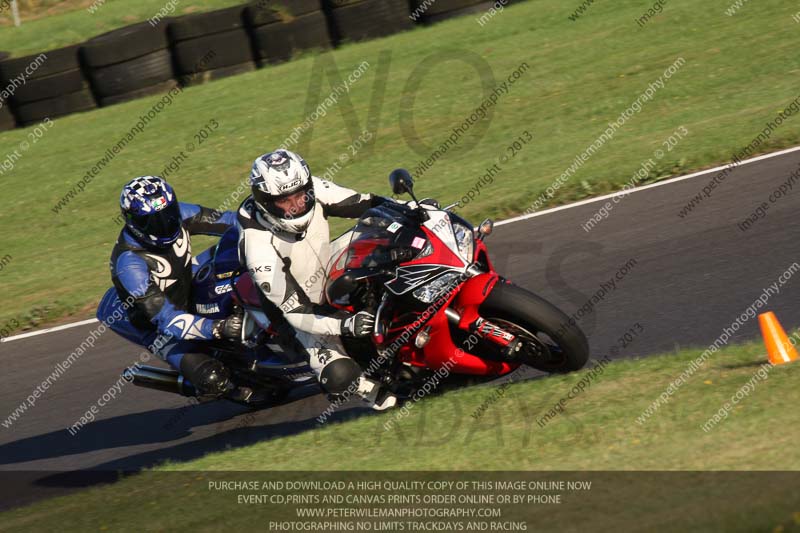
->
[444,308,523,358]
[448,268,523,358]
[471,317,524,356]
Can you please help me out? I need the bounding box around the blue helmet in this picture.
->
[120,176,182,247]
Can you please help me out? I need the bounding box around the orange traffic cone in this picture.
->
[758,312,799,366]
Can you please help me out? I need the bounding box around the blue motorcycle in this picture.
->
[97,226,316,407]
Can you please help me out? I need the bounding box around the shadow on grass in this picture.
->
[719,360,770,370]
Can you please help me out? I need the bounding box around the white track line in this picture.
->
[496,144,800,226]
[1,318,98,343]
[5,144,800,344]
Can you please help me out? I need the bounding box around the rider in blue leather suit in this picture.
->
[97,176,242,396]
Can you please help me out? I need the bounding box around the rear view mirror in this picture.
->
[389,168,414,196]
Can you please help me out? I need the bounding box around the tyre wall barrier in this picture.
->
[245,0,331,66]
[324,0,414,44]
[0,44,95,127]
[0,0,520,130]
[81,21,178,107]
[169,5,256,87]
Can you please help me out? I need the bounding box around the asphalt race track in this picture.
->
[3,148,800,510]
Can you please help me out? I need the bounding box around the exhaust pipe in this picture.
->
[123,365,196,397]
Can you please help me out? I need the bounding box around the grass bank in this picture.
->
[3,337,800,530]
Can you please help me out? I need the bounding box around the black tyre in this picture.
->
[172,29,254,75]
[180,61,255,86]
[423,1,496,23]
[479,282,589,373]
[81,22,170,68]
[168,5,247,41]
[98,80,179,107]
[411,0,484,16]
[11,69,88,104]
[88,49,175,98]
[325,0,413,43]
[0,101,16,131]
[100,80,178,107]
[244,0,323,26]
[13,89,96,125]
[250,11,331,64]
[0,44,80,81]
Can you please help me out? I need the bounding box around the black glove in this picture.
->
[341,311,376,338]
[212,314,243,340]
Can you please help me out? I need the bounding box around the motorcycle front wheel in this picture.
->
[479,281,589,373]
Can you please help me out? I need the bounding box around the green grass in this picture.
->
[156,339,800,472]
[0,0,244,57]
[2,0,800,330]
[3,338,800,530]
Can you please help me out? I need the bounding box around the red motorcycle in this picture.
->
[123,169,589,404]
[234,169,589,399]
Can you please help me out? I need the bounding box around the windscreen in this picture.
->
[342,206,426,271]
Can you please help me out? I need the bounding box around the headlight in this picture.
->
[453,222,474,262]
[416,239,434,258]
[412,272,462,303]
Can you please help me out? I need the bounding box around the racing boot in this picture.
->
[355,376,397,411]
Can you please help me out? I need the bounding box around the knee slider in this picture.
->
[318,356,362,394]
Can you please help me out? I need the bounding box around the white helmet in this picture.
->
[250,149,315,234]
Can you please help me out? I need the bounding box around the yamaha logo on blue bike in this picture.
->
[196,303,220,315]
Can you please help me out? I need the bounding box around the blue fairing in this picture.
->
[214,226,242,273]
[191,226,242,319]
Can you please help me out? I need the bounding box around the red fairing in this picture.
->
[325,247,349,289]
[390,226,515,376]
[473,238,495,272]
[410,272,517,376]
[409,226,466,268]
[455,272,499,330]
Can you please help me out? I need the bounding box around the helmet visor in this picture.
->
[127,201,182,241]
[254,181,315,221]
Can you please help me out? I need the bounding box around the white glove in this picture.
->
[341,311,375,338]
